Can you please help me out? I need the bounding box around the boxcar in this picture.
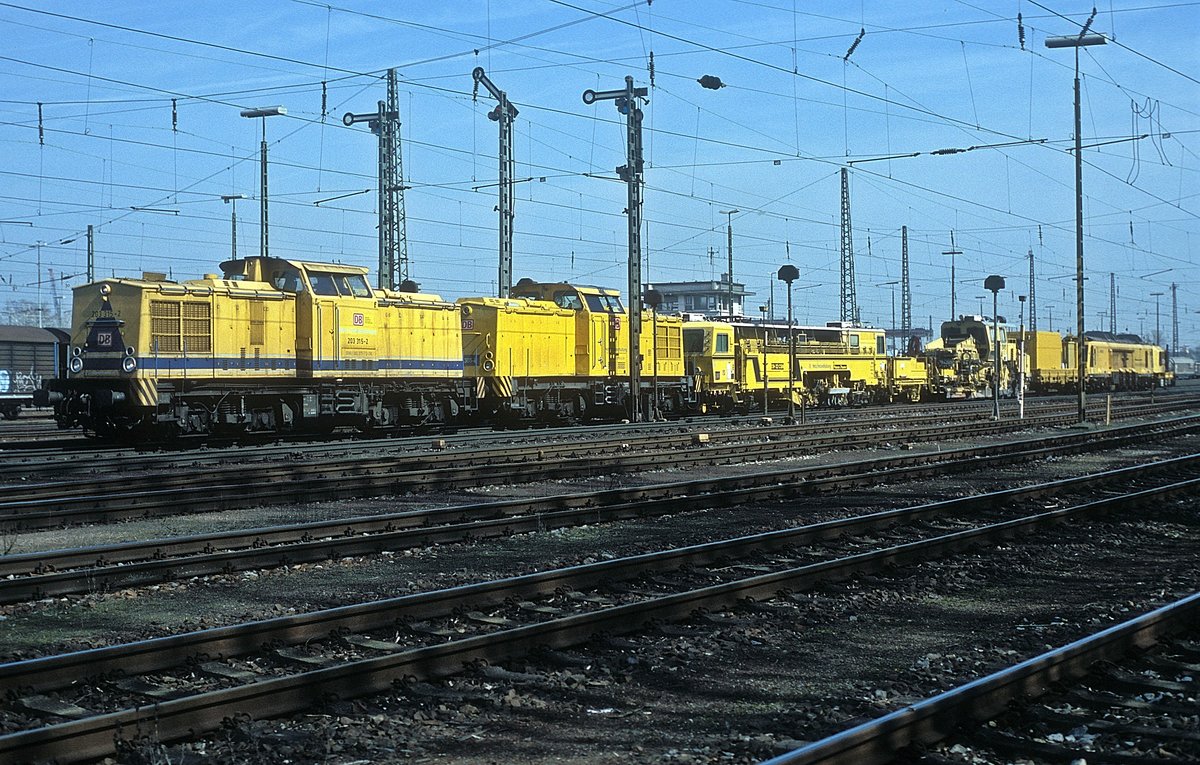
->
[0,325,69,419]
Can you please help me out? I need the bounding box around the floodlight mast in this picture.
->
[1045,26,1106,423]
[239,106,286,261]
[582,76,648,423]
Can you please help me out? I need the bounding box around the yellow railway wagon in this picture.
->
[460,279,686,421]
[44,257,465,438]
[683,320,893,410]
[1021,330,1074,392]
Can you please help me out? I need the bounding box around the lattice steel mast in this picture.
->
[1110,272,1117,333]
[1028,247,1038,332]
[1171,282,1178,353]
[838,168,859,324]
[901,225,911,339]
[343,69,408,290]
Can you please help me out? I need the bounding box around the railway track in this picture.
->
[0,404,1003,484]
[1,449,1197,762]
[1,399,1194,531]
[0,389,1188,468]
[2,415,1198,603]
[764,593,1200,764]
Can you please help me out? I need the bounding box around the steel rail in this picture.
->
[2,418,1198,604]
[4,450,1200,700]
[0,396,1000,460]
[0,403,1190,530]
[1,392,1190,474]
[0,394,1122,486]
[0,409,1006,500]
[1,471,1196,763]
[759,593,1200,765]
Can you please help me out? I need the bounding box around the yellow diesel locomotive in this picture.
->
[40,256,467,438]
[460,278,686,422]
[1020,329,1172,392]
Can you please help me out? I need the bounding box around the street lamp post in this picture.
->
[985,275,1006,421]
[1046,29,1105,424]
[221,194,247,261]
[719,209,739,318]
[239,106,287,259]
[644,289,663,420]
[778,265,799,423]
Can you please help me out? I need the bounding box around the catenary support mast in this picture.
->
[583,76,648,422]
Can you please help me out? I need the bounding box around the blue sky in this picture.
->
[1,1,1197,346]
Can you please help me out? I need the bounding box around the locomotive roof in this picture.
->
[219,256,369,276]
[510,278,620,297]
[1083,330,1147,344]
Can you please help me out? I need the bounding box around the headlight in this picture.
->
[125,346,136,356]
[100,284,112,296]
[69,357,84,373]
[71,346,82,357]
[121,356,137,373]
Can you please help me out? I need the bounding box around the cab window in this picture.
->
[553,291,583,310]
[270,267,306,293]
[716,333,730,354]
[683,329,706,354]
[309,272,340,296]
[849,334,860,348]
[336,274,373,298]
[876,336,886,354]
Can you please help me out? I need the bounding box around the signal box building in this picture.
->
[649,274,752,318]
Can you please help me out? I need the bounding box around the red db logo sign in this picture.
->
[352,313,365,326]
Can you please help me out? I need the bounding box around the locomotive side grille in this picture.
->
[182,302,212,353]
[151,301,181,353]
[152,301,211,354]
[249,302,266,346]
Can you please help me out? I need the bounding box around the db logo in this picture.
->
[97,332,113,347]
[352,313,365,326]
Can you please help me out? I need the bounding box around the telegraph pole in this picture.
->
[943,231,962,320]
[473,67,518,297]
[838,168,859,324]
[901,225,912,343]
[584,76,648,423]
[343,69,407,290]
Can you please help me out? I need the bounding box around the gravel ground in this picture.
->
[3,423,1198,765]
[108,492,1200,765]
[1,428,1194,657]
